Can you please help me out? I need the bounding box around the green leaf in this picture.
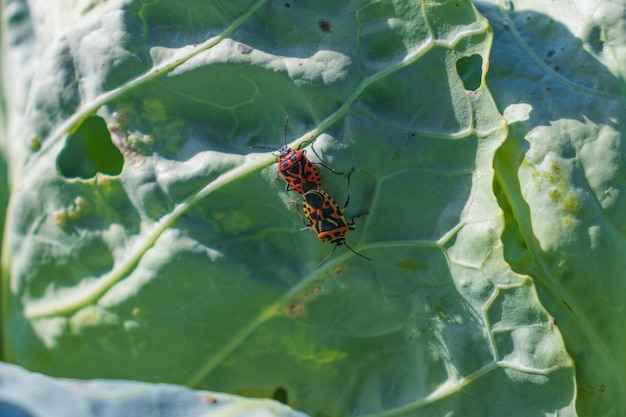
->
[0,361,308,417]
[478,0,626,416]
[1,0,576,416]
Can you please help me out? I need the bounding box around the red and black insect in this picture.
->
[300,168,370,265]
[250,116,341,194]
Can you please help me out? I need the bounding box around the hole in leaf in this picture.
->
[271,386,288,405]
[456,54,483,91]
[318,19,332,33]
[57,116,124,179]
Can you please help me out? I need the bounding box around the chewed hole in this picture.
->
[456,54,483,91]
[57,116,124,179]
[318,19,332,33]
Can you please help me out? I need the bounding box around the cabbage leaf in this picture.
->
[0,0,599,416]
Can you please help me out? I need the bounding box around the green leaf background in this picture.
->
[478,0,626,415]
[2,0,624,416]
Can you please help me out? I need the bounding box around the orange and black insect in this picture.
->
[300,168,370,265]
[250,116,341,194]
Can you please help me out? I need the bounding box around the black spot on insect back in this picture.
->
[304,190,326,208]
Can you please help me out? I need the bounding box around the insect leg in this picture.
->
[342,167,355,209]
[309,145,344,175]
[290,200,311,229]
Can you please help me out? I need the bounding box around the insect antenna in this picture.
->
[317,245,338,266]
[249,145,278,150]
[344,242,372,261]
[248,115,290,150]
[283,115,290,146]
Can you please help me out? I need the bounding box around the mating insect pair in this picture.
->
[250,118,370,265]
